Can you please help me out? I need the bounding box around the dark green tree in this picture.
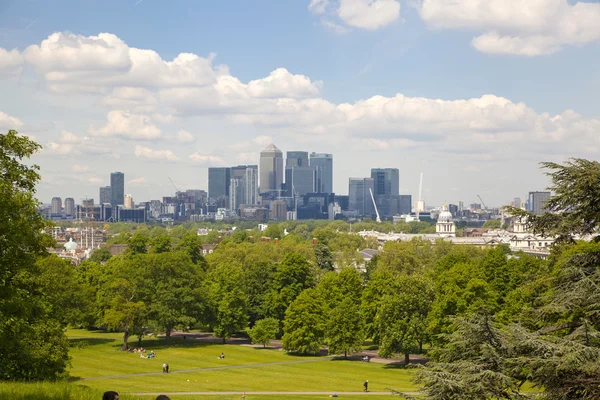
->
[88,246,113,263]
[326,297,364,359]
[207,264,248,343]
[176,233,208,267]
[0,130,70,380]
[314,243,334,271]
[149,234,172,253]
[282,289,327,355]
[127,231,149,255]
[246,317,279,347]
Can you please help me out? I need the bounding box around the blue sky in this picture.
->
[1,0,599,207]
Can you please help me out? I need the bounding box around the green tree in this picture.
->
[314,243,334,271]
[88,246,112,263]
[482,219,501,229]
[0,130,70,380]
[176,233,208,267]
[246,317,279,347]
[326,297,364,359]
[264,224,284,240]
[207,264,248,343]
[127,230,149,254]
[149,234,172,253]
[282,289,327,355]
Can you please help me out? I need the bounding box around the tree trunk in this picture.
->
[222,337,226,344]
[404,352,410,365]
[344,351,347,359]
[419,339,423,354]
[122,329,129,351]
[166,329,171,340]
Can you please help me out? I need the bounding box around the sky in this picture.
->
[1,0,599,208]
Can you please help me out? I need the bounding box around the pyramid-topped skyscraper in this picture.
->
[259,144,283,195]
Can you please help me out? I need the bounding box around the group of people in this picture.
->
[141,351,156,359]
[103,392,170,400]
[361,355,370,362]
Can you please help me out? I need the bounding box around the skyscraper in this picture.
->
[124,194,134,209]
[309,153,333,194]
[371,168,399,196]
[51,197,62,215]
[100,186,112,204]
[286,151,309,168]
[244,165,259,205]
[110,172,125,207]
[528,191,551,214]
[349,178,375,216]
[208,167,231,202]
[260,144,283,194]
[64,197,75,216]
[285,151,315,197]
[229,177,244,213]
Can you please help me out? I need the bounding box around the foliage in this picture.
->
[482,219,501,229]
[149,234,172,253]
[0,130,70,381]
[246,317,279,347]
[88,246,112,263]
[207,264,248,342]
[326,297,364,358]
[314,243,334,271]
[282,288,327,355]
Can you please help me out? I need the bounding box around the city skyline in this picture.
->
[1,1,598,206]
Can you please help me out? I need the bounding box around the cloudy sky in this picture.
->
[1,0,599,207]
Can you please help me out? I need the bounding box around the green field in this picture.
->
[63,329,416,398]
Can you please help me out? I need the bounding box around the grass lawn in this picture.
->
[66,329,416,396]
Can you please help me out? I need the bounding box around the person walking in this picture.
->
[363,380,369,392]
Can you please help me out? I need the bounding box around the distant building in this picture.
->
[208,167,231,202]
[349,178,375,217]
[117,206,146,223]
[100,186,112,204]
[51,197,62,215]
[528,191,551,214]
[110,172,125,207]
[512,197,522,208]
[124,194,134,209]
[260,144,284,194]
[371,168,399,196]
[286,167,316,197]
[244,165,259,205]
[310,153,333,194]
[229,177,244,213]
[436,205,456,237]
[64,197,75,216]
[398,195,412,215]
[270,200,287,221]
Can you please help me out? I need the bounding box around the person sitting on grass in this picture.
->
[219,352,225,359]
[156,396,171,400]
[103,391,119,400]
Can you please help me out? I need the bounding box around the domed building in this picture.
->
[436,204,456,237]
[64,238,79,252]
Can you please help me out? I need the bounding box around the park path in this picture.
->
[131,391,418,396]
[80,358,327,381]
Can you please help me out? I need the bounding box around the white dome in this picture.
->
[437,205,453,222]
[64,238,79,251]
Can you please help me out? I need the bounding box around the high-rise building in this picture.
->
[286,151,309,168]
[100,186,112,204]
[208,167,231,202]
[229,177,244,213]
[51,197,62,215]
[528,191,551,214]
[349,178,375,216]
[309,153,333,194]
[512,197,522,208]
[244,165,259,205]
[398,195,412,215]
[371,168,399,196]
[259,144,283,194]
[64,197,75,216]
[110,172,125,207]
[286,167,316,197]
[270,200,287,221]
[124,194,134,209]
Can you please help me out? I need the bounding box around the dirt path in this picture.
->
[80,358,328,382]
[131,391,416,396]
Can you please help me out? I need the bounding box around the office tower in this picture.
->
[270,200,287,221]
[64,197,75,216]
[229,177,244,213]
[512,197,522,208]
[208,167,231,201]
[371,168,399,196]
[458,201,464,212]
[185,189,207,204]
[51,197,62,215]
[348,178,375,216]
[285,151,315,197]
[82,198,94,208]
[244,165,259,205]
[259,144,283,194]
[124,194,134,209]
[286,151,309,168]
[100,186,112,204]
[528,191,551,214]
[309,153,333,194]
[110,172,125,207]
[398,195,412,215]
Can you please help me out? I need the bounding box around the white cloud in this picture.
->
[128,177,146,184]
[72,164,89,172]
[247,68,322,98]
[318,18,351,34]
[97,87,158,112]
[91,110,161,140]
[174,130,195,143]
[23,32,219,93]
[87,177,103,184]
[60,130,83,143]
[45,142,74,155]
[337,0,401,30]
[134,145,179,161]
[0,48,24,76]
[188,153,225,166]
[309,0,329,14]
[417,0,600,55]
[0,111,24,130]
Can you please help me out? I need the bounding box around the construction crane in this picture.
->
[477,194,488,211]
[369,188,381,223]
[168,177,181,194]
[416,172,423,221]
